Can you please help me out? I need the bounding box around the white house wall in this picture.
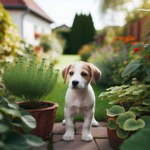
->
[6,9,51,46]
[23,13,51,46]
[6,10,25,36]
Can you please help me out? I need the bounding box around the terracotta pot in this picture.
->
[16,101,59,140]
[106,109,126,150]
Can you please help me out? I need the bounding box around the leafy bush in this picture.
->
[0,94,44,150]
[88,36,147,86]
[2,50,59,109]
[122,42,150,81]
[0,3,33,82]
[99,78,150,139]
[39,35,51,53]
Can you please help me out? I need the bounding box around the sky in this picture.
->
[34,0,142,30]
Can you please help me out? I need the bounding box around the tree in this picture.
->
[70,13,95,54]
[99,0,133,14]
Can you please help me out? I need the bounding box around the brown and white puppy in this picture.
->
[62,61,101,141]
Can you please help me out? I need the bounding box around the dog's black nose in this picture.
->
[72,80,79,86]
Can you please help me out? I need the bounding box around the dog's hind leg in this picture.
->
[92,116,99,127]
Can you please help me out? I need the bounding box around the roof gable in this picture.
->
[0,0,54,23]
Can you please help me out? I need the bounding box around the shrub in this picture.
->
[88,36,147,86]
[2,50,59,109]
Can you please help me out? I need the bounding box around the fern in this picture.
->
[2,50,59,109]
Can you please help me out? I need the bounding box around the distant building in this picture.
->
[1,0,54,46]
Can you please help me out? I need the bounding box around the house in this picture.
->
[1,0,54,46]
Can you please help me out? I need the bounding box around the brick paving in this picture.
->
[28,122,114,150]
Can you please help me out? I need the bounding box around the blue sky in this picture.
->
[34,0,141,30]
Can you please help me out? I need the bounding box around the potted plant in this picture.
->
[0,94,44,150]
[2,50,59,140]
[99,78,150,150]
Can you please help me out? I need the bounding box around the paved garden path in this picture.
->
[29,122,114,150]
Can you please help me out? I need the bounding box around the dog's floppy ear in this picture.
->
[89,63,101,85]
[62,63,73,84]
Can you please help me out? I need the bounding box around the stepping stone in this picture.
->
[95,139,114,150]
[27,140,49,150]
[53,135,99,150]
[52,122,66,134]
[75,122,108,138]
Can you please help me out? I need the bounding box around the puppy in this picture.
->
[62,61,101,142]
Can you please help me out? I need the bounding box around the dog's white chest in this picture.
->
[70,106,89,115]
[65,85,95,114]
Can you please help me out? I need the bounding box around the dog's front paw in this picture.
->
[92,120,99,127]
[82,134,93,142]
[62,119,65,125]
[62,134,74,141]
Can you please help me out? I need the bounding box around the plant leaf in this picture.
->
[107,105,125,117]
[129,42,144,50]
[143,99,150,105]
[122,61,141,77]
[129,107,142,116]
[124,118,145,131]
[21,122,33,134]
[107,118,117,130]
[146,69,150,75]
[116,112,136,129]
[120,128,150,150]
[25,134,44,147]
[146,75,150,81]
[4,131,30,150]
[0,123,9,133]
[0,105,21,118]
[20,115,36,129]
[116,127,130,139]
[140,115,150,128]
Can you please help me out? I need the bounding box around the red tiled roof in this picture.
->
[0,0,53,23]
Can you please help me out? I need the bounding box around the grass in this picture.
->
[44,55,110,122]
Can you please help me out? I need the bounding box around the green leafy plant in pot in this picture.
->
[2,50,59,140]
[0,94,44,150]
[99,78,150,150]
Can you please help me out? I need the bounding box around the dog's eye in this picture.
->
[81,72,87,77]
[69,72,74,76]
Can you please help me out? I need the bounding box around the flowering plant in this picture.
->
[122,42,150,81]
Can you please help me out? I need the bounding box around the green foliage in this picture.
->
[2,50,59,109]
[88,37,145,87]
[99,78,150,111]
[39,35,51,52]
[107,118,117,130]
[100,78,150,138]
[123,118,145,131]
[122,42,150,80]
[120,128,150,150]
[116,127,130,139]
[116,112,136,128]
[70,13,95,54]
[0,94,44,150]
[80,50,91,62]
[107,105,125,117]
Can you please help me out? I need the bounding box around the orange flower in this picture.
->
[115,47,120,51]
[132,41,139,45]
[123,61,127,65]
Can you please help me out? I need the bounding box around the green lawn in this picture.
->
[44,55,110,122]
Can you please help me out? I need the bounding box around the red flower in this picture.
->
[148,55,150,59]
[134,48,140,53]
